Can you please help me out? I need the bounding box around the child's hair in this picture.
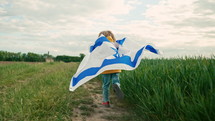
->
[98,30,116,41]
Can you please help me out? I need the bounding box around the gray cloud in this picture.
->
[194,0,215,15]
[169,17,215,28]
[0,0,214,58]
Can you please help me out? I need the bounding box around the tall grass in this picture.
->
[121,57,215,121]
[0,62,89,120]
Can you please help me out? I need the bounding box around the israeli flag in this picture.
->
[69,36,159,91]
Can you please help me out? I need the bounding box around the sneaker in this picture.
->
[102,101,110,107]
[112,83,124,99]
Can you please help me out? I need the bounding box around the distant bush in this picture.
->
[0,50,85,62]
[55,53,85,62]
[0,51,45,62]
[24,52,45,62]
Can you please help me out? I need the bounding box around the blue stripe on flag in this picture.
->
[145,45,159,54]
[72,47,145,87]
[90,37,109,52]
[90,37,126,52]
[116,38,126,45]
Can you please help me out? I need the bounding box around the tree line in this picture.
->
[0,51,85,62]
[55,53,85,62]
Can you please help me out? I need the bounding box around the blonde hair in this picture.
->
[98,30,116,41]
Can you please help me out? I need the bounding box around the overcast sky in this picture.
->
[0,0,214,58]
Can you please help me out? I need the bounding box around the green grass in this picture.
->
[0,62,90,121]
[120,57,215,121]
[1,57,214,121]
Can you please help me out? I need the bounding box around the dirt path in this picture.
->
[0,61,43,64]
[72,79,128,121]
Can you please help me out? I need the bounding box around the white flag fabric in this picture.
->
[69,36,159,91]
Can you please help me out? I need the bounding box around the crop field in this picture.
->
[121,57,215,121]
[0,57,214,121]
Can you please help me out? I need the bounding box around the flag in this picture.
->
[69,36,159,91]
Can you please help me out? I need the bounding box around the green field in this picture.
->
[0,57,214,121]
[0,62,92,120]
[121,57,215,121]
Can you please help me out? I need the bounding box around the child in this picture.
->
[98,30,124,107]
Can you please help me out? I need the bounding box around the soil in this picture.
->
[72,79,128,121]
[0,61,42,64]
